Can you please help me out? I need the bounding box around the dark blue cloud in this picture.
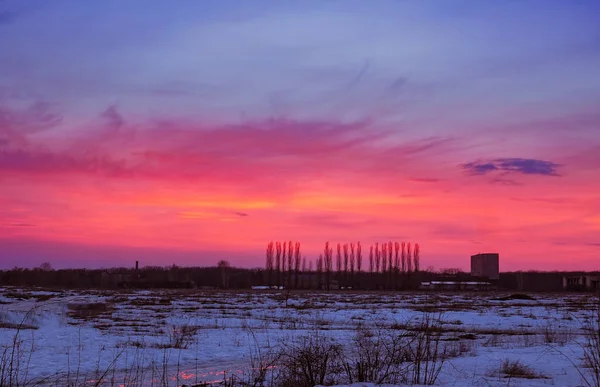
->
[462,162,498,175]
[462,158,561,176]
[496,158,560,176]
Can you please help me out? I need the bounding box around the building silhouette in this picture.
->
[471,253,499,280]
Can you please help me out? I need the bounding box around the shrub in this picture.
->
[276,333,343,387]
[407,313,446,385]
[167,323,199,349]
[583,298,600,387]
[342,325,412,385]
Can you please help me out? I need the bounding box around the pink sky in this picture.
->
[1,1,599,270]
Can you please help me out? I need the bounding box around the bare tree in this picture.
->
[301,256,307,289]
[287,241,293,288]
[356,242,362,273]
[407,243,412,273]
[276,242,282,287]
[350,242,355,287]
[369,245,375,287]
[266,242,274,287]
[39,262,53,271]
[317,254,324,290]
[336,243,342,283]
[294,242,301,289]
[394,242,400,289]
[394,242,400,272]
[324,242,333,290]
[282,242,287,281]
[401,242,406,273]
[388,241,393,276]
[381,243,387,274]
[217,260,231,289]
[343,243,349,288]
[375,243,381,273]
[414,243,420,272]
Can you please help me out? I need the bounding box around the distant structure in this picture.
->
[420,281,493,291]
[563,275,600,291]
[470,253,499,280]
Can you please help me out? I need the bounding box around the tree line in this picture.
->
[265,241,422,290]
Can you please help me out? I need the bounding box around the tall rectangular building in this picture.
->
[471,253,499,280]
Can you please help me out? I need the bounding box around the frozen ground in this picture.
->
[0,287,599,386]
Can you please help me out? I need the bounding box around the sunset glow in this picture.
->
[1,1,599,270]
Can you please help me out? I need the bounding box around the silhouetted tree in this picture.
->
[356,242,362,272]
[394,242,400,289]
[336,243,342,283]
[287,240,293,288]
[369,244,374,289]
[266,242,274,287]
[407,243,412,273]
[276,242,282,287]
[218,260,231,289]
[381,242,388,275]
[301,256,307,289]
[401,242,406,273]
[324,242,333,290]
[294,242,301,289]
[40,262,53,271]
[350,242,355,287]
[317,254,324,290]
[375,243,381,273]
[282,242,287,280]
[341,243,348,287]
[414,243,420,272]
[388,241,393,279]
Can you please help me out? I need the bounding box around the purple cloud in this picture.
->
[462,158,561,176]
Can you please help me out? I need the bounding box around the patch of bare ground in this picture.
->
[67,301,114,321]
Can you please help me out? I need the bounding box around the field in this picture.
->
[1,287,599,387]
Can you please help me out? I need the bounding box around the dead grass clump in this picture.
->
[495,293,536,301]
[128,297,172,307]
[488,359,548,379]
[166,324,199,349]
[442,340,477,359]
[0,311,38,330]
[34,294,55,302]
[542,322,574,345]
[0,321,38,330]
[3,292,35,301]
[67,302,114,320]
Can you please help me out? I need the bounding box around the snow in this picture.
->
[0,288,598,386]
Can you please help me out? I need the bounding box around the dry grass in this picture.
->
[487,359,548,380]
[67,302,114,320]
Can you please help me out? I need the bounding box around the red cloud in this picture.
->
[1,106,455,194]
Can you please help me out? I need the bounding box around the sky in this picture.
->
[1,0,599,271]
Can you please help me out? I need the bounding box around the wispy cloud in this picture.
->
[462,158,561,176]
[0,103,459,193]
[409,178,440,184]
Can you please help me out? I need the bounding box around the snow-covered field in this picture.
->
[0,287,599,387]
